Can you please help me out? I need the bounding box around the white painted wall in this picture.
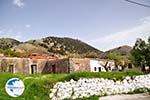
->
[90,60,106,72]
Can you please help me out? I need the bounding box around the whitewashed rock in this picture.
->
[49,74,150,100]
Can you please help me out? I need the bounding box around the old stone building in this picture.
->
[69,58,106,73]
[0,55,110,74]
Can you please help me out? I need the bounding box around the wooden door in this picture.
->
[52,65,56,73]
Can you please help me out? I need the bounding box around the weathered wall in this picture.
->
[42,58,69,74]
[0,57,26,73]
[0,57,115,74]
[0,57,67,74]
[69,58,90,73]
[28,58,48,74]
[0,57,3,72]
[0,57,70,74]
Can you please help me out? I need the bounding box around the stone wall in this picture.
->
[69,58,90,73]
[50,74,150,100]
[0,57,69,74]
[42,58,69,74]
[0,57,49,74]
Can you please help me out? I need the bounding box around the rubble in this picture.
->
[49,74,150,100]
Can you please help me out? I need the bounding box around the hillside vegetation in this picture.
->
[0,37,103,57]
[101,45,132,58]
[0,37,132,58]
[0,38,20,50]
[26,37,103,56]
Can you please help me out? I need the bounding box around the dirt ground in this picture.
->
[99,93,150,100]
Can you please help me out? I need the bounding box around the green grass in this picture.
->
[128,88,150,94]
[0,73,67,100]
[0,70,144,100]
[63,70,144,81]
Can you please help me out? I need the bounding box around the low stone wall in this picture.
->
[49,74,150,100]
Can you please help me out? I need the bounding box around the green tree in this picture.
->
[107,53,119,71]
[107,53,128,71]
[130,38,149,72]
[107,53,120,67]
[82,51,100,58]
[0,49,21,57]
[146,36,150,71]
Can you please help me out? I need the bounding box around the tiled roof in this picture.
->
[29,55,49,59]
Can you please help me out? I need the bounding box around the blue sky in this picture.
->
[0,0,150,51]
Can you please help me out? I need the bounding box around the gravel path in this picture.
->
[99,93,150,100]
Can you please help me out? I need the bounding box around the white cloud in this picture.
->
[14,34,22,40]
[25,24,31,28]
[0,28,22,41]
[140,16,150,24]
[90,16,150,51]
[13,0,24,8]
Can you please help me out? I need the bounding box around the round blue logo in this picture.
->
[5,78,25,97]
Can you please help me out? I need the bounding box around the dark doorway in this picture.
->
[30,64,37,74]
[98,67,101,72]
[52,65,56,73]
[8,64,14,73]
[94,67,96,71]
[128,63,132,69]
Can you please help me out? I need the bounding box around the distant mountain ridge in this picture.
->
[101,45,132,58]
[106,45,132,55]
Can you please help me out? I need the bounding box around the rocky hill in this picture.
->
[101,45,132,58]
[2,36,102,57]
[0,38,20,50]
[30,37,101,54]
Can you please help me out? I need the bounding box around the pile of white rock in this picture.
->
[49,74,150,100]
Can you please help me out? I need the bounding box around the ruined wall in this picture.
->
[0,56,3,72]
[43,58,69,74]
[0,57,107,74]
[69,58,90,73]
[0,57,49,74]
[28,58,48,74]
[0,57,26,73]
